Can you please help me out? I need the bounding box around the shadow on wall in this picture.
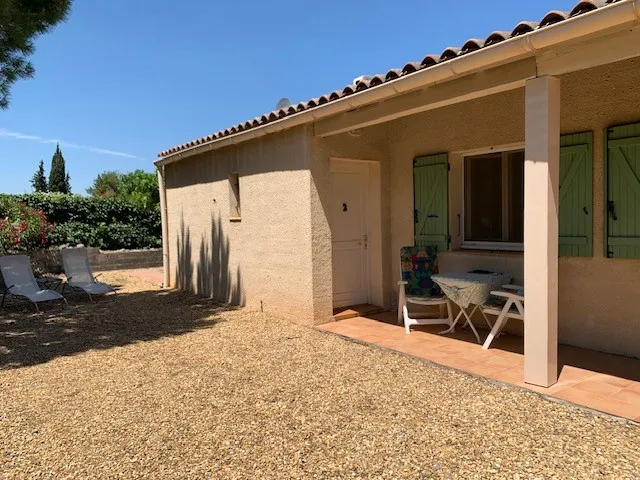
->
[176,211,244,306]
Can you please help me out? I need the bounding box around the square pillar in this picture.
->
[524,76,560,387]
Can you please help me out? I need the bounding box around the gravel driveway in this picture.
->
[1,272,638,479]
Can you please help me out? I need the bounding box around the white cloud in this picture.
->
[0,128,141,159]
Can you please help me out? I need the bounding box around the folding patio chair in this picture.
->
[61,247,115,301]
[0,255,68,312]
[398,245,453,334]
[481,285,524,350]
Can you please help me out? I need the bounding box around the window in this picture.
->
[463,150,524,248]
[229,172,241,220]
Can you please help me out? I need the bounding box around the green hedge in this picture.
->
[0,193,161,250]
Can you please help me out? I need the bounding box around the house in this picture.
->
[155,0,640,388]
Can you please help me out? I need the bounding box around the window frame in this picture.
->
[460,144,525,252]
[228,172,241,221]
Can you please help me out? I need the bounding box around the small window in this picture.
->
[229,172,241,220]
[463,150,524,248]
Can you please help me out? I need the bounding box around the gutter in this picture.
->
[156,0,640,167]
[156,165,170,288]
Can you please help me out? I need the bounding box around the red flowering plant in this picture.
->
[0,198,54,254]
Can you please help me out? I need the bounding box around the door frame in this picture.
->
[330,157,384,308]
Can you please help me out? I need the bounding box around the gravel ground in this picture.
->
[1,272,638,479]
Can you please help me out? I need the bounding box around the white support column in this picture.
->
[157,165,170,289]
[524,76,560,387]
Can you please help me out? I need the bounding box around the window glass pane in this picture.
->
[464,153,503,241]
[507,151,524,243]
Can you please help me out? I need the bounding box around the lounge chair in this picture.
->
[61,247,115,301]
[398,245,453,334]
[0,255,68,312]
[481,285,525,350]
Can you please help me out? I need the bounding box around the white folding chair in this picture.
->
[0,255,67,312]
[61,247,115,301]
[481,285,524,350]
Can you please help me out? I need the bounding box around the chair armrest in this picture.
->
[490,290,525,302]
[3,284,15,293]
[94,273,102,281]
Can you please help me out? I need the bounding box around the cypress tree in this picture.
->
[31,160,48,192]
[48,144,70,193]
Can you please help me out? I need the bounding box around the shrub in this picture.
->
[0,193,161,251]
[0,197,54,254]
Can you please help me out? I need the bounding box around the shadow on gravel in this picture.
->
[0,283,237,370]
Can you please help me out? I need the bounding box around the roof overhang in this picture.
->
[156,0,640,167]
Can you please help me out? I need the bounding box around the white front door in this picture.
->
[330,161,369,308]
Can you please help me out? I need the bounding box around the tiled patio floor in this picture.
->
[317,311,640,422]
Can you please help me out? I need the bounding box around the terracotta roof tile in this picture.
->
[159,0,625,158]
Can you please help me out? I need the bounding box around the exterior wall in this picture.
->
[164,126,317,324]
[386,57,640,357]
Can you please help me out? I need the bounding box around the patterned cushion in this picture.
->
[400,245,441,298]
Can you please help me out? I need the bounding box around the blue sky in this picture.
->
[0,0,579,195]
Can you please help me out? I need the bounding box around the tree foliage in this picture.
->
[48,144,70,193]
[0,0,72,109]
[86,171,119,198]
[31,159,47,192]
[87,169,159,211]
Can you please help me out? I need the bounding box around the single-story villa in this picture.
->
[155,0,640,387]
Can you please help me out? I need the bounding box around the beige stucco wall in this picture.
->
[164,126,319,324]
[384,56,640,358]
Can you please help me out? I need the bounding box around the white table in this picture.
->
[431,272,512,343]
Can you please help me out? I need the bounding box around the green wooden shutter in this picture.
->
[606,123,640,259]
[559,132,593,257]
[414,153,449,251]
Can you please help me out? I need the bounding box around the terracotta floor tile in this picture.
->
[590,374,634,389]
[552,386,607,406]
[436,355,477,370]
[494,365,524,380]
[543,379,586,394]
[557,366,598,382]
[483,355,524,369]
[572,380,625,397]
[433,345,465,355]
[591,398,640,420]
[464,363,510,377]
[610,389,640,406]
[624,382,640,394]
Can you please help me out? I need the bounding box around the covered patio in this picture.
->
[315,14,640,391]
[318,312,640,421]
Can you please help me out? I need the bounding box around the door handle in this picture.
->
[427,214,439,218]
[363,235,368,249]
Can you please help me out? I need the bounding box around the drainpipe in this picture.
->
[156,164,170,288]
